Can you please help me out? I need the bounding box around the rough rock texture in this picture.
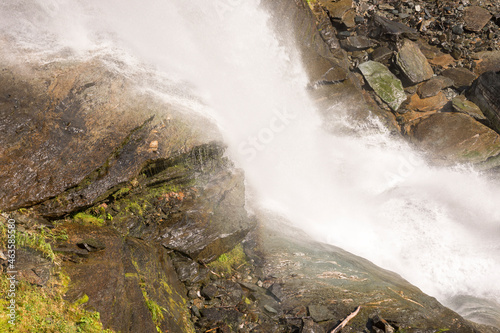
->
[407,92,449,112]
[59,224,194,333]
[396,39,434,84]
[452,95,487,121]
[243,214,497,333]
[359,61,406,111]
[408,113,500,165]
[0,59,219,215]
[442,67,478,91]
[466,71,500,134]
[464,6,492,32]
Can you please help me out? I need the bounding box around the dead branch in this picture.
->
[330,306,361,333]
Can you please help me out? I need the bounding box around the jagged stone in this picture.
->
[466,71,500,134]
[442,67,478,91]
[396,39,434,84]
[371,46,393,63]
[452,95,486,121]
[409,113,500,165]
[464,6,492,32]
[417,76,453,98]
[372,15,419,40]
[358,61,406,111]
[407,92,449,112]
[341,35,376,51]
[474,51,500,75]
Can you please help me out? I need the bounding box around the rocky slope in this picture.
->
[1,0,500,332]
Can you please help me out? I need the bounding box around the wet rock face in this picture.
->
[466,71,500,134]
[59,224,194,333]
[242,214,494,333]
[408,112,500,165]
[0,59,219,215]
[395,39,434,84]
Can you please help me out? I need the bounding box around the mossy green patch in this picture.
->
[0,274,113,332]
[208,244,247,275]
[73,213,105,226]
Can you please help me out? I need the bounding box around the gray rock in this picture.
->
[308,304,334,322]
[302,318,326,333]
[396,39,434,84]
[464,6,492,32]
[358,61,406,111]
[442,67,477,91]
[373,15,419,40]
[466,71,500,133]
[201,284,218,300]
[341,36,375,51]
[451,95,486,121]
[417,76,454,98]
[371,46,393,63]
[409,113,500,165]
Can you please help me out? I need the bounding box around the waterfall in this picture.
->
[2,0,499,326]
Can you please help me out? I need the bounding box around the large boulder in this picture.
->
[0,57,219,215]
[466,71,500,134]
[408,112,500,165]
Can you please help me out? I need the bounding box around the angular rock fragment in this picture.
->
[464,6,492,32]
[407,92,449,112]
[466,71,500,133]
[442,67,477,91]
[396,39,434,84]
[372,15,419,40]
[358,61,406,111]
[417,76,453,98]
[409,113,500,165]
[451,95,486,121]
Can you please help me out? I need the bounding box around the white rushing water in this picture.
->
[2,0,500,325]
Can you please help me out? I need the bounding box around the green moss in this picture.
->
[208,244,247,275]
[0,274,113,332]
[73,213,105,226]
[73,294,89,307]
[112,187,130,200]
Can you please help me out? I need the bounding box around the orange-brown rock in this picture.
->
[407,92,449,112]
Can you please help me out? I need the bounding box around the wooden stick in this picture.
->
[330,306,361,333]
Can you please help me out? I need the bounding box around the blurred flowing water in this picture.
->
[2,0,499,327]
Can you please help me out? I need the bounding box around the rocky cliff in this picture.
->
[1,0,500,332]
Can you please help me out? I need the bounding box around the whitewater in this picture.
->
[1,0,499,326]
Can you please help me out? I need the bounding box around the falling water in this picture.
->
[2,0,500,326]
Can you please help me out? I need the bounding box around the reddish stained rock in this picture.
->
[407,91,449,112]
[428,54,456,68]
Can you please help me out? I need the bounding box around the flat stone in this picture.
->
[407,91,449,112]
[371,46,393,63]
[373,15,419,40]
[441,67,477,91]
[473,51,500,75]
[396,39,434,84]
[341,9,356,28]
[416,76,454,98]
[464,6,492,32]
[417,79,442,98]
[409,112,500,165]
[358,61,406,111]
[428,54,456,68]
[308,304,335,322]
[341,36,375,51]
[466,71,500,134]
[319,0,353,19]
[452,95,486,121]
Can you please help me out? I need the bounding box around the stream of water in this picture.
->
[2,0,500,326]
